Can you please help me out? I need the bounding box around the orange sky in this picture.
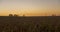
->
[0,9,60,16]
[0,0,60,16]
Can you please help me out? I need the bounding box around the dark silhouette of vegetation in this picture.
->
[9,14,18,17]
[23,14,25,17]
[14,14,18,17]
[0,16,60,32]
[9,14,13,16]
[52,14,56,16]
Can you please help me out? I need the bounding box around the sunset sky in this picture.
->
[0,0,60,16]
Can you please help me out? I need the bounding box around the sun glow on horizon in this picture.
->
[0,9,60,16]
[0,0,60,16]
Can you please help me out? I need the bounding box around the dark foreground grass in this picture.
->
[0,16,60,32]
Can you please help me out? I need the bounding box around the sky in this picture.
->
[0,0,60,16]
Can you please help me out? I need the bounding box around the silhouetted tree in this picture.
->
[23,14,25,17]
[9,14,13,16]
[14,14,18,17]
[52,14,56,16]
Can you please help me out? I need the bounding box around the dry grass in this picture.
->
[0,16,60,32]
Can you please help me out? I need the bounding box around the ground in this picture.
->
[0,16,60,32]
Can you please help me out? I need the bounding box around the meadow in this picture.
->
[0,16,60,32]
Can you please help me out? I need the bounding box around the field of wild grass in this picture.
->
[0,16,60,32]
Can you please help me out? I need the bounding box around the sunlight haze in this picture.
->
[0,0,60,16]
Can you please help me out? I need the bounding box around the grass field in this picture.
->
[0,16,60,32]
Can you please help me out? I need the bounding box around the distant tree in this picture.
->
[23,14,25,17]
[9,14,13,16]
[52,14,56,16]
[14,14,18,17]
